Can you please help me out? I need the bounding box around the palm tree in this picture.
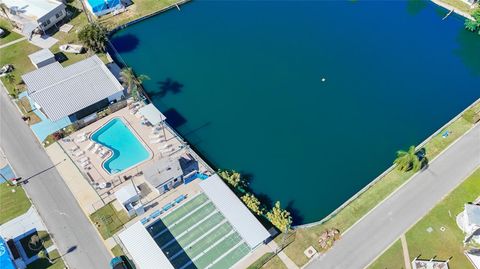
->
[393,145,421,172]
[120,67,149,101]
[78,23,108,52]
[0,3,13,27]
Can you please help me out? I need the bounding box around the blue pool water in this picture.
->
[91,118,150,174]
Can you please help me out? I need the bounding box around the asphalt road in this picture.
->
[0,88,111,268]
[307,123,480,268]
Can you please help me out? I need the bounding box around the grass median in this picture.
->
[280,101,480,267]
[0,182,31,224]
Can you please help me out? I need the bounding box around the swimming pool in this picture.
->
[91,118,150,174]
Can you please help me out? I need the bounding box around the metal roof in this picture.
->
[23,55,124,121]
[199,174,270,248]
[3,0,65,21]
[118,222,174,269]
[466,204,480,226]
[28,49,55,64]
[143,158,182,188]
[115,184,139,205]
[138,104,166,125]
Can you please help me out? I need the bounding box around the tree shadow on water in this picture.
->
[286,200,305,225]
[110,34,140,53]
[156,78,184,98]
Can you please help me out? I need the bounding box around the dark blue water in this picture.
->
[111,0,480,223]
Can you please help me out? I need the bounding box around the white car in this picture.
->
[0,28,5,38]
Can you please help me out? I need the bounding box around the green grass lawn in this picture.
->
[0,40,40,95]
[368,240,405,269]
[0,18,23,46]
[111,244,125,257]
[90,203,131,239]
[370,168,480,269]
[98,0,181,28]
[262,255,287,269]
[281,101,480,266]
[26,249,65,269]
[436,0,472,14]
[0,182,31,224]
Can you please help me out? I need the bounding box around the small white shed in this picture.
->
[28,49,56,69]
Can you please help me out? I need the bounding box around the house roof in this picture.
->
[115,184,139,205]
[466,204,480,226]
[118,222,174,269]
[143,158,183,188]
[23,55,124,121]
[138,104,166,126]
[28,49,55,65]
[3,0,65,21]
[199,174,271,248]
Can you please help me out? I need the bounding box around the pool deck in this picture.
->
[58,105,210,205]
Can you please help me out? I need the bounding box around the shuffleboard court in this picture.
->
[145,192,252,269]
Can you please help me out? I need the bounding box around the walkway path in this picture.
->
[268,241,299,269]
[0,85,112,269]
[0,37,27,49]
[306,123,480,269]
[400,234,412,269]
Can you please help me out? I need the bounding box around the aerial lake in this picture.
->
[111,0,480,224]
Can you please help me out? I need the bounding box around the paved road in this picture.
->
[307,123,480,269]
[0,88,111,268]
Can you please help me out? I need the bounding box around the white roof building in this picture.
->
[28,49,56,69]
[118,222,174,269]
[1,0,66,35]
[458,203,480,243]
[22,55,125,121]
[199,174,271,249]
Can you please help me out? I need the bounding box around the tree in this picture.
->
[78,23,108,52]
[37,249,53,264]
[266,201,292,233]
[120,67,149,101]
[393,145,421,172]
[241,193,263,215]
[0,3,13,27]
[4,73,15,87]
[218,169,243,188]
[464,9,480,35]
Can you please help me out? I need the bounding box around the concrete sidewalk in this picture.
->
[45,143,102,215]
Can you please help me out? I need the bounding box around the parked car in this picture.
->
[110,256,132,269]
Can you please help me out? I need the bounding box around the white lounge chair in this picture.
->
[76,132,86,138]
[72,150,85,157]
[94,146,102,154]
[92,144,101,153]
[80,161,90,168]
[161,147,175,154]
[149,134,164,139]
[150,138,165,144]
[77,157,89,163]
[85,141,95,151]
[99,149,109,158]
[76,136,87,143]
[159,143,172,149]
[151,126,161,132]
[69,145,79,152]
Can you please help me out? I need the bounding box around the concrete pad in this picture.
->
[59,24,73,33]
[29,35,58,49]
[45,143,101,215]
[0,207,45,240]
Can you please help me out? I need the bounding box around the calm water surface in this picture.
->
[111,0,480,223]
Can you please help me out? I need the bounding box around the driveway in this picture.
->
[0,87,112,269]
[306,123,480,269]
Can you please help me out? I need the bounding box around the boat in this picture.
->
[0,64,13,76]
[59,44,84,54]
